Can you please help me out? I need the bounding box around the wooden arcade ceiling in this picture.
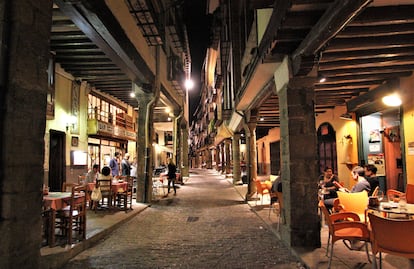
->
[255,0,414,137]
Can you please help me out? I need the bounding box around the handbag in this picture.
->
[91,187,102,201]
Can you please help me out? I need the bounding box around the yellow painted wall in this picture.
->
[315,107,358,188]
[257,107,358,187]
[401,73,414,184]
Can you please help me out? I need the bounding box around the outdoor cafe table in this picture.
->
[368,201,414,217]
[42,192,72,247]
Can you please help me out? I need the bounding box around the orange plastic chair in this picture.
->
[253,178,270,205]
[368,212,414,269]
[386,189,404,202]
[319,200,371,268]
[406,184,414,204]
[336,191,369,222]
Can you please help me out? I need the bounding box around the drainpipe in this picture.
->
[143,45,160,202]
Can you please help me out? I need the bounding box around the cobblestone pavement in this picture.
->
[62,169,305,269]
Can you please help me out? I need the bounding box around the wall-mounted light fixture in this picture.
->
[66,115,77,131]
[130,92,136,98]
[382,94,402,107]
[339,112,353,120]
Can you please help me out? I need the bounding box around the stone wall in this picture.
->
[0,1,52,268]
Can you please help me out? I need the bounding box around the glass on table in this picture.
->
[399,194,407,211]
[377,190,385,202]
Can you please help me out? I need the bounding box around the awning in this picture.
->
[214,124,233,145]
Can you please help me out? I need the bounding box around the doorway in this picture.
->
[49,130,65,191]
[270,141,281,175]
[317,123,338,174]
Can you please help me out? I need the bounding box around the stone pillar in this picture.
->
[0,1,52,268]
[136,88,155,203]
[224,139,231,175]
[215,146,220,171]
[278,78,320,248]
[232,133,241,184]
[220,143,225,173]
[205,147,212,169]
[181,123,189,178]
[246,113,258,199]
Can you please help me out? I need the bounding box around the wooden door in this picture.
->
[49,130,65,191]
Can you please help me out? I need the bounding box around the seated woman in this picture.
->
[318,167,340,212]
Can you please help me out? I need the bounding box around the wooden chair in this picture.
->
[95,178,112,211]
[115,176,134,212]
[319,200,371,268]
[368,212,414,269]
[253,178,270,205]
[62,182,78,192]
[55,185,87,245]
[371,186,380,197]
[405,184,414,204]
[78,175,86,184]
[335,191,369,222]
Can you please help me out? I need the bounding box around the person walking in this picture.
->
[121,153,131,176]
[109,152,120,177]
[167,159,177,195]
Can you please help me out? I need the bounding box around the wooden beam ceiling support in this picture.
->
[321,47,414,62]
[291,0,372,75]
[347,79,400,112]
[320,64,414,77]
[325,34,414,52]
[350,5,414,26]
[337,23,414,38]
[316,72,412,84]
[55,0,153,87]
[258,0,292,60]
[319,55,414,71]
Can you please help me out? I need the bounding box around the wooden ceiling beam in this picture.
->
[317,72,412,84]
[291,0,371,75]
[316,80,382,89]
[320,64,414,77]
[347,79,400,112]
[319,55,414,70]
[351,5,414,26]
[337,23,414,38]
[54,0,152,87]
[321,46,414,61]
[325,34,414,52]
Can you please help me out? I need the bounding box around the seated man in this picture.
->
[364,164,379,196]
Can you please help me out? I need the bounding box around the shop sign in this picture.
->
[88,119,136,141]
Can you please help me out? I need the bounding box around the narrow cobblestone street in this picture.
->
[62,169,303,268]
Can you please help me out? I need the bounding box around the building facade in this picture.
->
[0,0,190,267]
[190,0,414,248]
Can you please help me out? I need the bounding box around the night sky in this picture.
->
[184,0,209,123]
